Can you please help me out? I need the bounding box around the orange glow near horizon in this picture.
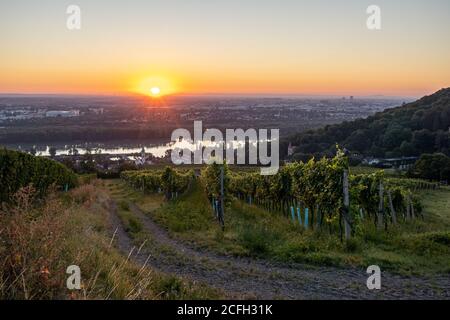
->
[0,62,447,98]
[0,68,446,98]
[1,1,449,98]
[131,76,179,97]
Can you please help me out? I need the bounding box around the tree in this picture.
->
[382,125,411,150]
[399,141,416,156]
[408,153,450,181]
[80,149,96,173]
[49,146,57,158]
[284,88,450,158]
[411,129,435,154]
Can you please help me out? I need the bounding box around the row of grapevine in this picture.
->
[201,163,228,228]
[228,152,348,231]
[223,151,424,236]
[386,177,440,191]
[201,163,230,202]
[121,167,194,200]
[350,172,422,230]
[0,148,77,202]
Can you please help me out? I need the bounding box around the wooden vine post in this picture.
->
[387,190,397,225]
[406,194,411,220]
[408,192,415,219]
[219,166,225,230]
[377,181,384,230]
[342,169,351,240]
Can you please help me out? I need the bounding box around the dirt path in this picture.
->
[107,200,450,300]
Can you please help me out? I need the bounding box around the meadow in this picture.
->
[118,174,450,276]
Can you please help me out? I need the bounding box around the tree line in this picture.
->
[286,88,450,161]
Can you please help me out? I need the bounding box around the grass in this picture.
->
[0,181,222,300]
[121,178,450,276]
[106,180,164,246]
[419,186,450,228]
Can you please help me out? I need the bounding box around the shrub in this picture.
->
[408,153,450,181]
[238,225,280,256]
[0,148,77,203]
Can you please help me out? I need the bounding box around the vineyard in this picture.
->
[121,167,194,200]
[120,151,428,240]
[211,154,424,239]
[0,148,77,202]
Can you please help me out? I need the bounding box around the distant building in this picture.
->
[363,156,418,170]
[134,147,153,166]
[46,110,80,118]
[382,157,418,170]
[89,108,104,115]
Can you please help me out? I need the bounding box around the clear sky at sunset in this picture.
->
[0,0,449,97]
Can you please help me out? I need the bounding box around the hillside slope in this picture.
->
[288,88,450,159]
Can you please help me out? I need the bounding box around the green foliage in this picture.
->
[0,148,77,202]
[408,153,450,181]
[238,225,281,256]
[202,162,230,202]
[287,88,450,158]
[125,169,450,274]
[228,151,425,234]
[351,172,424,225]
[118,200,130,211]
[120,167,194,200]
[161,167,194,200]
[350,171,384,218]
[228,151,348,226]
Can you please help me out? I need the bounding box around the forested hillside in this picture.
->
[288,88,450,160]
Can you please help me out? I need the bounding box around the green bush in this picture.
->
[238,225,280,256]
[408,153,450,181]
[0,148,77,202]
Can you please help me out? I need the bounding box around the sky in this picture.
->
[0,0,449,97]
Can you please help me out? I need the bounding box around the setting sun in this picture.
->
[151,87,161,96]
[132,76,178,97]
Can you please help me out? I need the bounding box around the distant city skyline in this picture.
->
[1,0,449,97]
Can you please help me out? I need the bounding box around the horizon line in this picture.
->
[0,91,419,100]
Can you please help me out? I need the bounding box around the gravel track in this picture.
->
[107,200,450,300]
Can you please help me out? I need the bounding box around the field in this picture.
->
[2,163,449,299]
[112,177,450,276]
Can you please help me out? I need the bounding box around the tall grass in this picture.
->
[0,183,221,299]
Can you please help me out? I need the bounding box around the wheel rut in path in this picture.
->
[108,200,450,299]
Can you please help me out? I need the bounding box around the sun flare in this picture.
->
[132,76,178,97]
[150,87,161,96]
